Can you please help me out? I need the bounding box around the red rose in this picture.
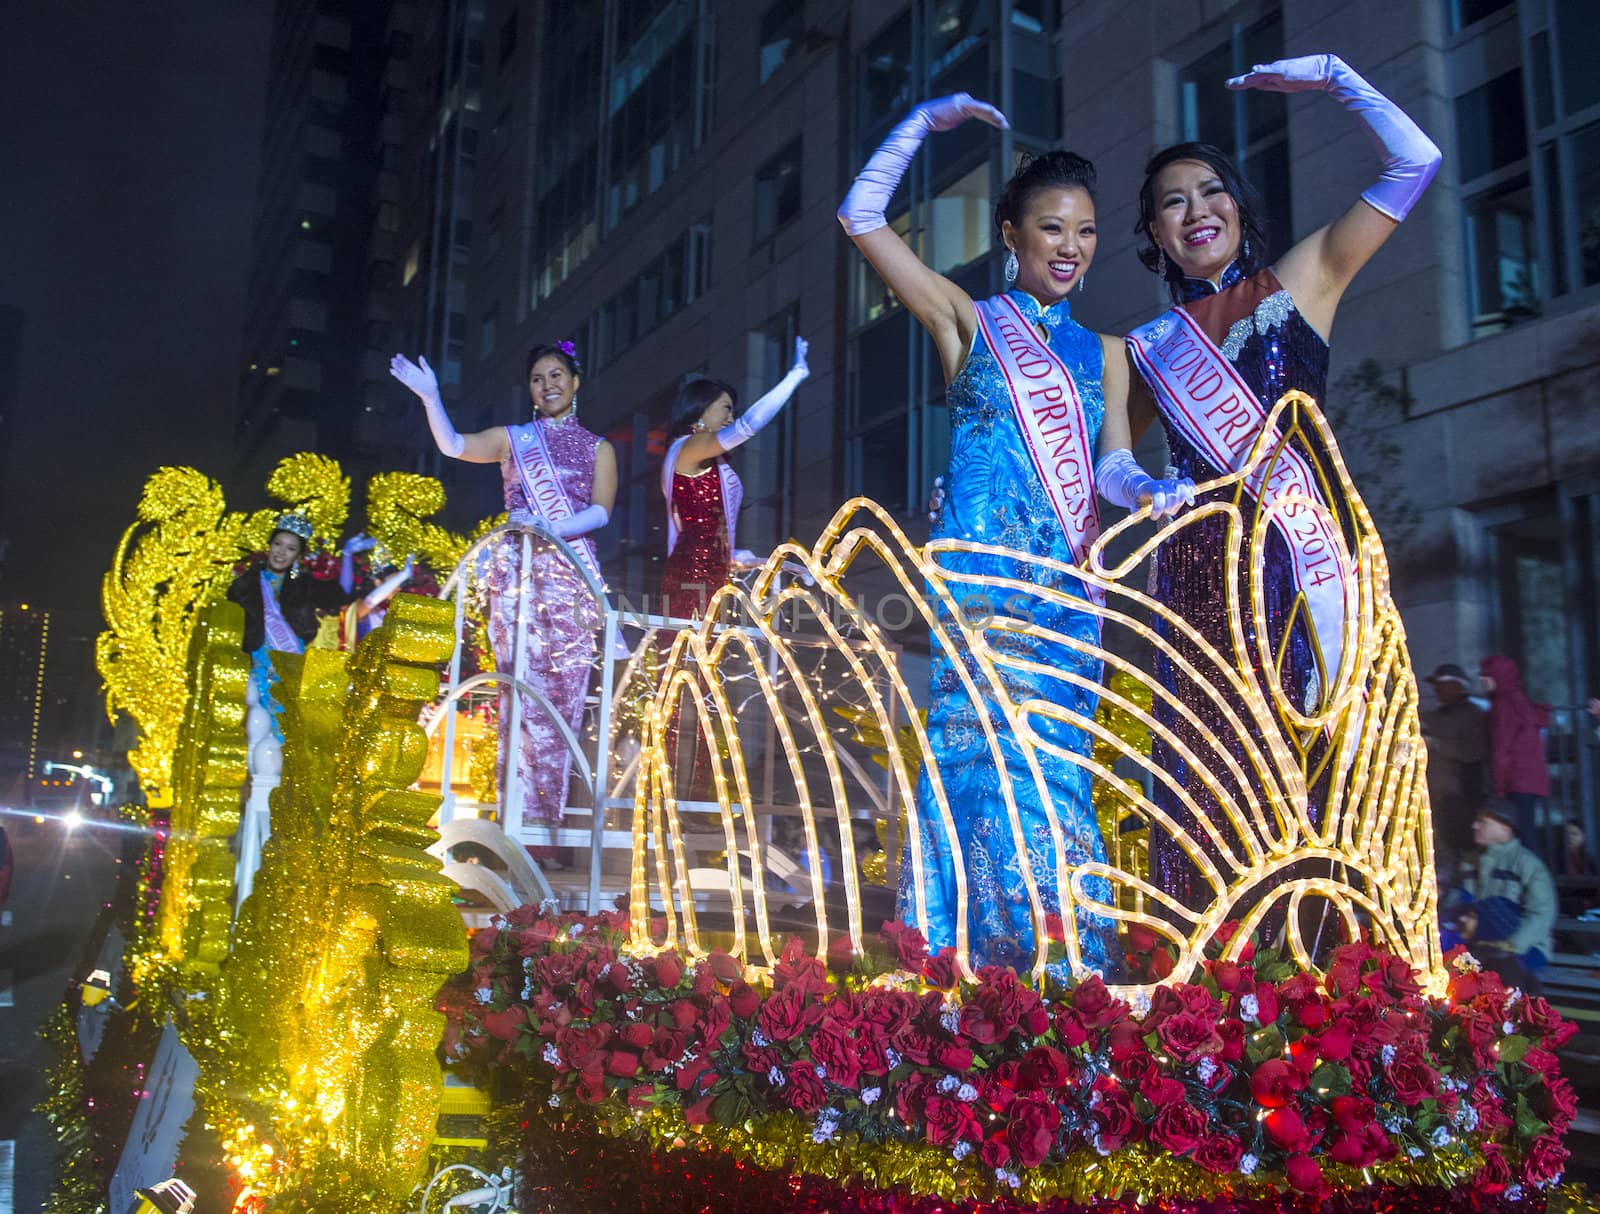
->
[1284,1153,1326,1195]
[1072,975,1116,1026]
[980,1135,1012,1168]
[576,1071,607,1104]
[1006,1093,1061,1168]
[1317,1022,1354,1062]
[1324,957,1361,999]
[727,980,761,1019]
[1384,1050,1436,1106]
[1330,1095,1376,1135]
[1127,923,1159,953]
[482,1006,528,1042]
[933,1041,975,1072]
[606,1050,641,1078]
[471,925,499,955]
[1150,1101,1207,1156]
[1250,1058,1305,1109]
[1212,920,1241,948]
[1108,1020,1145,1062]
[1265,1107,1313,1153]
[644,1027,686,1073]
[652,951,684,989]
[811,1024,863,1090]
[627,1083,654,1109]
[1217,1020,1246,1062]
[619,1023,654,1050]
[758,982,825,1042]
[1251,982,1279,1025]
[924,1095,982,1148]
[1091,1082,1142,1152]
[1119,1049,1157,1084]
[826,934,855,972]
[675,1055,715,1095]
[1293,999,1328,1029]
[1139,1074,1187,1110]
[1157,1012,1224,1063]
[1477,1143,1510,1194]
[1149,949,1176,980]
[1328,1132,1371,1167]
[664,1000,699,1031]
[1522,995,1576,1047]
[1177,984,1223,1020]
[1545,1076,1578,1127]
[880,919,929,970]
[1021,1046,1075,1092]
[1210,960,1245,993]
[683,1095,715,1125]
[895,1072,933,1124]
[706,949,743,983]
[1522,1046,1560,1078]
[1522,1136,1569,1186]
[1054,1009,1089,1049]
[782,1061,826,1113]
[1194,1134,1243,1174]
[922,948,958,988]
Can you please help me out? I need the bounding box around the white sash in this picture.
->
[972,294,1102,598]
[508,420,602,582]
[259,572,305,655]
[1126,305,1350,688]
[662,435,742,558]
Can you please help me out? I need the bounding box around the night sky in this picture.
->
[0,3,271,617]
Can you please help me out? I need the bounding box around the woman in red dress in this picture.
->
[659,337,808,618]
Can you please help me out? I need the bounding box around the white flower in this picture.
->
[1408,1146,1424,1158]
[957,1083,979,1103]
[768,1065,786,1087]
[885,1048,903,1069]
[1451,951,1481,973]
[1505,1185,1524,1202]
[1093,1134,1112,1157]
[1381,1044,1397,1066]
[1131,991,1152,1017]
[812,1112,840,1144]
[1503,1020,1516,1035]
[1382,1115,1404,1133]
[815,1064,828,1080]
[1196,1056,1218,1083]
[939,1075,960,1093]
[752,1029,770,1048]
[996,1168,1021,1190]
[953,1141,972,1161]
[474,987,493,1004]
[598,962,612,980]
[1239,994,1259,1024]
[941,1009,961,1033]
[1431,1126,1451,1147]
[548,1094,562,1108]
[521,979,533,1000]
[543,1043,561,1066]
[569,922,584,936]
[1239,1154,1258,1176]
[539,898,559,913]
[861,1086,881,1107]
[1454,1104,1479,1131]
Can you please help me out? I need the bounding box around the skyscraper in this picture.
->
[0,601,50,794]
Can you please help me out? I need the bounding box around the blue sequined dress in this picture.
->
[899,290,1120,977]
[1146,266,1331,906]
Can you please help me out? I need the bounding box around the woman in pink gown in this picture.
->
[390,342,617,827]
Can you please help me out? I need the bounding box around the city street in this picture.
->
[0,815,121,1214]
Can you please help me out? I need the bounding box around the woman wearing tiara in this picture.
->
[840,95,1190,975]
[1124,55,1440,905]
[390,341,616,828]
[226,511,348,741]
[658,339,809,621]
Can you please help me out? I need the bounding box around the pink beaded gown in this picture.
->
[488,416,604,826]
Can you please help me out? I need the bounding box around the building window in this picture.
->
[759,0,803,84]
[479,305,498,359]
[1177,12,1291,260]
[498,10,518,66]
[485,201,505,261]
[1450,0,1514,33]
[754,138,802,242]
[1463,176,1540,322]
[927,164,991,274]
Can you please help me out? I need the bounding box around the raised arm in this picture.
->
[839,95,1009,383]
[388,353,510,463]
[677,338,809,469]
[1228,55,1440,336]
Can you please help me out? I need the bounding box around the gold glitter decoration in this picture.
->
[467,721,499,805]
[562,1099,1485,1206]
[364,471,469,572]
[632,391,1441,993]
[211,592,467,1207]
[240,452,350,553]
[156,601,250,972]
[1092,671,1154,913]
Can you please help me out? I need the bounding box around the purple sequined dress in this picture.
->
[1146,266,1331,906]
[489,417,604,826]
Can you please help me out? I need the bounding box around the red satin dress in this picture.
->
[660,467,731,619]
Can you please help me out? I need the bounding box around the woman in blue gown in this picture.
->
[839,96,1190,977]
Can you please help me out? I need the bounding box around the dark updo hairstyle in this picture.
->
[525,341,581,380]
[1135,142,1269,302]
[667,374,739,442]
[994,149,1098,240]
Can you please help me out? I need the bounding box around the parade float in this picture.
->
[43,395,1590,1212]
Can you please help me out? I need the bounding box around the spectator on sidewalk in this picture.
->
[1446,808,1556,993]
[1481,655,1551,859]
[1421,662,1488,868]
[1558,821,1599,918]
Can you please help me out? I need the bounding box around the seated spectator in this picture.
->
[1420,662,1488,868]
[1443,808,1556,992]
[1558,821,1599,918]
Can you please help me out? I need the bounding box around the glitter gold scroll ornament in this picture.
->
[632,390,1441,992]
[155,600,250,972]
[364,471,469,573]
[218,592,468,1208]
[239,452,351,554]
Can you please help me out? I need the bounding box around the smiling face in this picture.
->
[528,354,580,419]
[698,392,735,433]
[1001,186,1097,307]
[266,530,304,573]
[1149,159,1243,282]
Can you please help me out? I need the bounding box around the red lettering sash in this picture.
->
[973,294,1102,600]
[508,420,602,582]
[1126,306,1352,690]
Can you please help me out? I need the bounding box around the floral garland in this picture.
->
[439,907,1577,1205]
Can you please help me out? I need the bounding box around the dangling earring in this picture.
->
[1077,273,1086,293]
[1241,235,1251,262]
[288,562,301,580]
[1157,248,1167,279]
[570,395,580,420]
[693,419,707,433]
[1003,247,1019,284]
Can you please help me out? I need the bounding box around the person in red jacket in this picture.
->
[1481,654,1551,860]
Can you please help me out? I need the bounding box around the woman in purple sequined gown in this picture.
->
[1125,55,1440,907]
[391,343,617,827]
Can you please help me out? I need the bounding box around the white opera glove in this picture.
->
[388,353,465,458]
[1095,449,1195,520]
[550,503,609,539]
[363,559,412,610]
[716,337,809,451]
[1227,55,1440,222]
[837,94,1009,236]
[927,475,946,523]
[731,548,763,570]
